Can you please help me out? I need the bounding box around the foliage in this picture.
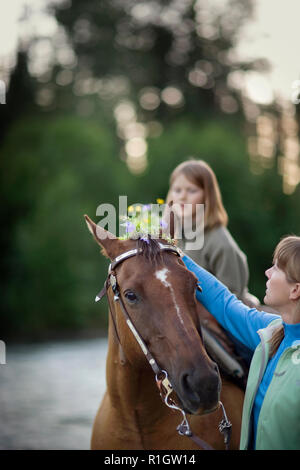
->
[1,0,298,340]
[39,0,260,121]
[135,116,300,297]
[0,115,130,338]
[119,201,173,243]
[1,113,300,339]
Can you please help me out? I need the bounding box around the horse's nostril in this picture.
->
[181,373,200,401]
[179,365,221,414]
[181,373,190,390]
[182,370,206,396]
[213,361,220,375]
[181,365,219,392]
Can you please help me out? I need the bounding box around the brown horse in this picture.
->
[85,216,244,450]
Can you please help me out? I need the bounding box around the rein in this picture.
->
[96,242,232,450]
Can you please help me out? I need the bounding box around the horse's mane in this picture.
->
[136,236,164,264]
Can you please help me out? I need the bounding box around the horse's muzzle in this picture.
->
[177,362,221,415]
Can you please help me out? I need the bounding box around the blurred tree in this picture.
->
[2,0,298,340]
[0,51,37,144]
[0,51,38,318]
[0,115,138,338]
[2,114,299,340]
[134,116,300,298]
[44,0,263,121]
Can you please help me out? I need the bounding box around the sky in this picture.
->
[235,0,300,105]
[0,0,300,106]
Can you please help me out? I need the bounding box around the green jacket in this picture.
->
[240,318,300,450]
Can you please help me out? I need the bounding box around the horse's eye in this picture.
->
[124,291,138,303]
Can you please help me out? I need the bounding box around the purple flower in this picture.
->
[125,221,135,233]
[160,220,168,229]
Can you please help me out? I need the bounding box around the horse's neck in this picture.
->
[106,327,168,427]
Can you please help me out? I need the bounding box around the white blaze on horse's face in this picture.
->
[155,268,186,329]
[155,267,169,286]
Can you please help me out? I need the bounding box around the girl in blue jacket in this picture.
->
[183,235,300,450]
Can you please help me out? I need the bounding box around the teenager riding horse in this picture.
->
[84,215,244,450]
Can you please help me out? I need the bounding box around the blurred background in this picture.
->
[0,0,300,449]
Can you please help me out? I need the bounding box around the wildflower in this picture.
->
[125,221,135,233]
[160,220,168,229]
[119,200,174,244]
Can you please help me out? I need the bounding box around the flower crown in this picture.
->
[119,199,173,243]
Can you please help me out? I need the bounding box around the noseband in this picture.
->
[95,241,232,450]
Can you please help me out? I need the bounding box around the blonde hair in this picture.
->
[167,159,228,229]
[269,235,300,356]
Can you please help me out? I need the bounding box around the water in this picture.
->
[0,337,108,450]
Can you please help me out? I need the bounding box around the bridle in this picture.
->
[95,241,232,450]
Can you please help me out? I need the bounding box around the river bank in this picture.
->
[0,337,108,450]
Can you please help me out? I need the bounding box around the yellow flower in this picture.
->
[128,205,134,213]
[156,198,164,204]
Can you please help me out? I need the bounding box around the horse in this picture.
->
[84,215,244,450]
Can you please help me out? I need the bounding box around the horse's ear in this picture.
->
[84,214,123,260]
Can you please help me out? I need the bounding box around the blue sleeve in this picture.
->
[183,254,280,351]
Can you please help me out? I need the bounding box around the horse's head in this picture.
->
[85,215,221,415]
